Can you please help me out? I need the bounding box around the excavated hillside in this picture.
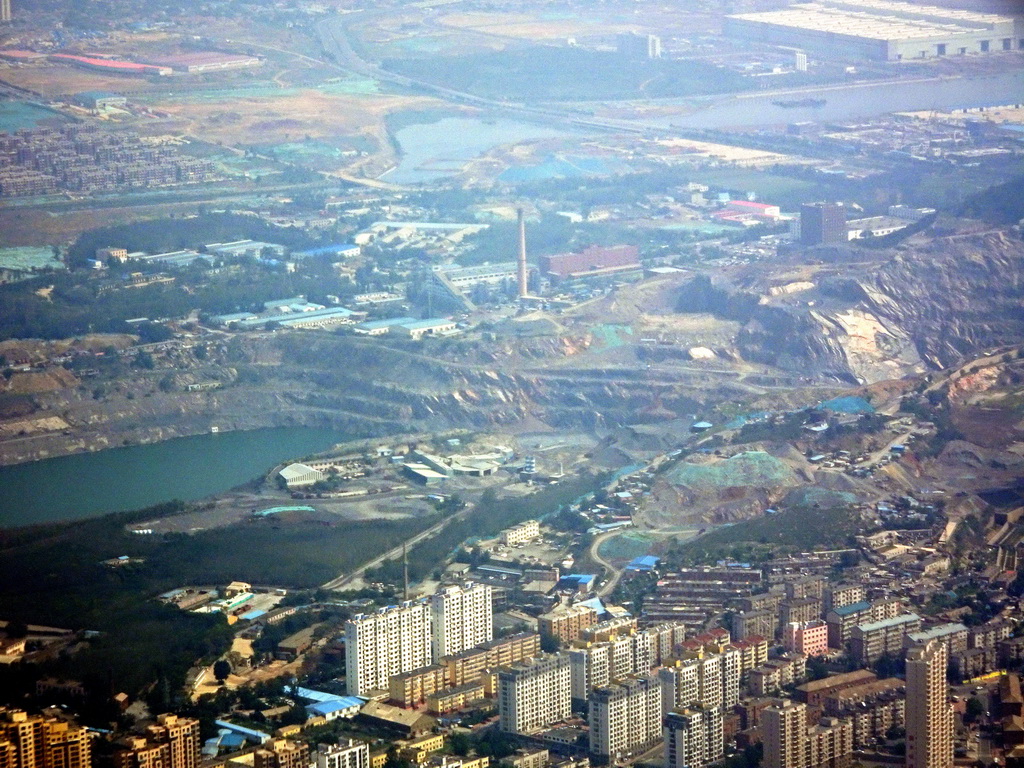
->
[3,225,1023,465]
[675,227,1024,383]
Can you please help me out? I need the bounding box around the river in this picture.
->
[653,71,1024,129]
[0,427,349,528]
[386,71,1024,182]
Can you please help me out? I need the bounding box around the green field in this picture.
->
[385,47,748,102]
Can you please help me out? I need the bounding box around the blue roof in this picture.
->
[296,686,346,703]
[560,574,596,586]
[306,697,364,716]
[357,317,416,331]
[213,721,271,744]
[577,596,606,614]
[401,318,453,330]
[833,601,871,616]
[239,609,266,621]
[627,555,660,571]
[293,244,359,257]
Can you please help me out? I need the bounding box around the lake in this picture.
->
[0,427,349,528]
[386,116,584,184]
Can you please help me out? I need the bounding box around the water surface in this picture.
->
[0,427,349,527]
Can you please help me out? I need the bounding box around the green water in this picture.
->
[0,427,350,528]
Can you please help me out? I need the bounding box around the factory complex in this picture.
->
[725,0,1023,61]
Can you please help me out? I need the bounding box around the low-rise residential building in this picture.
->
[538,604,597,646]
[389,665,447,707]
[501,520,541,546]
[783,620,829,657]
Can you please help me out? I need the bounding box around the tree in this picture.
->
[213,660,231,683]
[448,733,471,756]
[965,696,985,723]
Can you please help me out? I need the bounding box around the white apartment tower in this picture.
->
[763,700,808,768]
[664,706,724,768]
[315,741,369,768]
[0,0,10,23]
[906,640,954,768]
[499,654,572,734]
[430,582,493,659]
[345,601,432,695]
[720,646,741,708]
[569,644,612,703]
[697,654,723,710]
[588,675,662,761]
[659,660,701,714]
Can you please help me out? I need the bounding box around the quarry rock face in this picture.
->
[677,230,1024,383]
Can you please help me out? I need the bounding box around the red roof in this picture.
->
[52,54,168,73]
[726,200,776,211]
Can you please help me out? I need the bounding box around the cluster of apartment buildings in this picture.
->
[0,124,218,198]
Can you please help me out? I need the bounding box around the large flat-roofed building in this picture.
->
[540,245,641,281]
[724,0,1021,61]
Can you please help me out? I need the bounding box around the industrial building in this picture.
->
[540,245,641,281]
[74,91,127,110]
[725,0,1022,62]
[51,54,171,76]
[140,52,262,74]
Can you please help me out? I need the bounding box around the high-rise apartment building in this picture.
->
[659,660,701,715]
[569,644,612,703]
[498,654,571,735]
[315,741,369,768]
[0,0,10,23]
[114,715,198,768]
[0,710,93,768]
[254,740,310,768]
[430,583,493,659]
[664,706,724,768]
[906,640,954,768]
[588,675,662,761]
[763,700,808,768]
[800,202,847,246]
[763,700,854,768]
[346,601,432,695]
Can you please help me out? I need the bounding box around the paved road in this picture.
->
[591,530,627,598]
[320,502,474,591]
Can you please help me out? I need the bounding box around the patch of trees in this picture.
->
[959,174,1024,224]
[66,213,321,267]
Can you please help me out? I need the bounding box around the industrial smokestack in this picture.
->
[517,207,528,299]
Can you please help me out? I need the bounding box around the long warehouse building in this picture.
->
[724,0,1022,61]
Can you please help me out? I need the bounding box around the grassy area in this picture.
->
[667,503,861,566]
